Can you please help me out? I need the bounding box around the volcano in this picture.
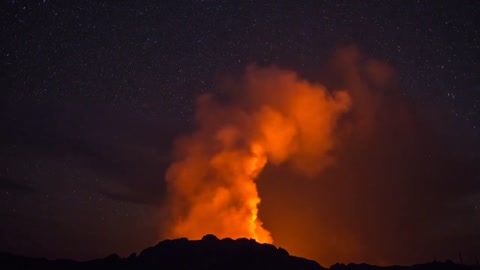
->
[1,235,478,270]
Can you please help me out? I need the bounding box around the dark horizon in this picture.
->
[1,0,479,267]
[1,234,479,269]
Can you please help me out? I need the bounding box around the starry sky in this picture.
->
[1,0,479,266]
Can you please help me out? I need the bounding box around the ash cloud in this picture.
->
[163,65,351,243]
[162,46,480,266]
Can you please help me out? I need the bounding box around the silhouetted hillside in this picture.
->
[1,235,479,270]
[0,234,321,270]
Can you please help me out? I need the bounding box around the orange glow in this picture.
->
[165,65,350,244]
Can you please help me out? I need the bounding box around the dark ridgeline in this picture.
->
[330,261,479,270]
[0,235,478,270]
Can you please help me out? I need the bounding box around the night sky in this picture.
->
[1,0,480,267]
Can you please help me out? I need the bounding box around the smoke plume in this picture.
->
[165,65,351,243]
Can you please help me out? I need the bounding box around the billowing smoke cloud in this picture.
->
[164,65,351,243]
[162,46,480,266]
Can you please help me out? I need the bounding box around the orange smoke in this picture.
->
[165,65,351,243]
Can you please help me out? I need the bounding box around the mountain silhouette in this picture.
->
[1,234,479,270]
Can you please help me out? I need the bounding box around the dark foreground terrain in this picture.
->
[1,235,478,270]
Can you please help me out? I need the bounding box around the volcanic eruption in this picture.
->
[164,65,351,243]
